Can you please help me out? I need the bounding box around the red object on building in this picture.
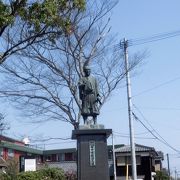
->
[0,135,43,169]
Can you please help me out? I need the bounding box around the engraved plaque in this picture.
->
[89,141,96,166]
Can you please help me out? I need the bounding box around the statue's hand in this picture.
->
[96,97,102,105]
[79,84,85,91]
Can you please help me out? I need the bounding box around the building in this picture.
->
[42,148,77,173]
[42,144,163,180]
[0,135,164,179]
[0,135,43,170]
[115,144,164,180]
[42,144,124,177]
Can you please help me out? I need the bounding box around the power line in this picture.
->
[31,137,72,143]
[132,107,180,153]
[113,130,154,136]
[133,104,172,141]
[116,29,180,49]
[27,123,48,135]
[132,76,180,98]
[132,112,180,153]
[130,29,180,46]
[113,133,156,140]
[133,106,180,111]
[36,140,76,146]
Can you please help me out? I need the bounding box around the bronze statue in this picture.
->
[78,65,100,125]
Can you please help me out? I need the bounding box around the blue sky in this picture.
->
[1,0,180,176]
[108,0,180,175]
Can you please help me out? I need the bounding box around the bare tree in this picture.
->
[0,0,144,129]
[0,113,10,135]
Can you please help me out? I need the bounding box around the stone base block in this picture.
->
[72,128,112,180]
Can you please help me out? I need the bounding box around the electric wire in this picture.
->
[132,112,180,153]
[134,106,180,111]
[36,140,76,146]
[113,133,156,140]
[133,104,173,142]
[118,29,180,48]
[132,109,180,153]
[32,29,180,150]
[114,29,180,156]
[113,130,152,136]
[11,29,180,150]
[131,29,180,41]
[31,137,72,143]
[130,29,180,46]
[132,76,180,98]
[133,104,174,144]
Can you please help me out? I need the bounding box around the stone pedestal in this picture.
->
[72,127,112,180]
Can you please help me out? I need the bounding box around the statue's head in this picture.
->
[83,65,91,76]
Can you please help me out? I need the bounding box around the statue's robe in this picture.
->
[79,76,99,116]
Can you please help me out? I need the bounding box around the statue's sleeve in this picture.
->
[78,78,84,100]
[95,78,99,96]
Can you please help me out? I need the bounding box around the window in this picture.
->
[117,156,141,166]
[58,153,65,161]
[117,156,129,166]
[51,154,57,161]
[45,155,51,161]
[108,150,113,160]
[65,153,73,161]
[8,149,14,157]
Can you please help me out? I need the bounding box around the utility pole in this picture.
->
[167,154,170,179]
[112,132,117,180]
[121,38,137,180]
[175,168,177,180]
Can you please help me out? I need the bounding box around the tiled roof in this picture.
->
[115,144,155,153]
[43,145,124,155]
[43,148,76,155]
[0,141,43,155]
[107,144,124,150]
[156,151,164,160]
[0,135,24,145]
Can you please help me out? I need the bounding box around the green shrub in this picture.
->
[0,167,65,180]
[155,170,168,180]
[0,159,19,180]
[38,167,65,179]
[0,173,11,180]
[17,171,41,180]
[17,167,65,180]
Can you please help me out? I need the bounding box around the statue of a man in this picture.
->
[78,65,100,124]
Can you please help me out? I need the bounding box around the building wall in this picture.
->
[43,152,76,162]
[3,148,8,160]
[14,150,25,160]
[0,136,24,146]
[155,163,161,171]
[0,135,163,178]
[2,148,25,160]
[43,161,77,173]
[140,156,152,180]
[116,156,153,180]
